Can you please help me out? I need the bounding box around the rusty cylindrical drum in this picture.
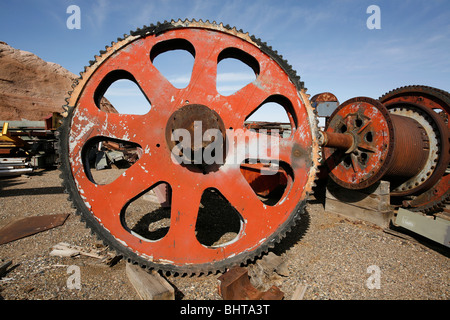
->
[322,97,447,198]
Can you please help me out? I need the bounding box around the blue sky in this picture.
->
[1,0,449,121]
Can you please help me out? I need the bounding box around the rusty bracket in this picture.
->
[218,267,284,300]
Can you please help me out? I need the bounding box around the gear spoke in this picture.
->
[157,184,206,253]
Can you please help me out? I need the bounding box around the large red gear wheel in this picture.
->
[58,20,320,274]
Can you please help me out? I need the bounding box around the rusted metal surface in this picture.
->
[218,267,284,300]
[311,92,339,104]
[59,20,320,274]
[379,85,450,130]
[323,97,395,190]
[384,114,429,184]
[322,91,449,212]
[403,177,450,213]
[311,92,339,118]
[318,131,354,152]
[386,102,449,197]
[0,214,69,245]
[240,163,288,197]
[380,86,450,212]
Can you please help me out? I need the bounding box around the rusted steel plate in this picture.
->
[0,213,69,245]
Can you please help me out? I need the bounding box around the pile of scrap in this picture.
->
[244,121,292,137]
[89,140,142,171]
[0,112,62,176]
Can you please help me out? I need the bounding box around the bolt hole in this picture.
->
[156,144,160,148]
[343,155,352,168]
[355,119,363,127]
[360,153,368,165]
[339,125,347,133]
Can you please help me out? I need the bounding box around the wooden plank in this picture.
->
[126,262,175,300]
[395,208,450,247]
[326,180,391,212]
[291,284,307,300]
[325,198,393,228]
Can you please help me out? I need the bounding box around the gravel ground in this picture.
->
[0,168,448,300]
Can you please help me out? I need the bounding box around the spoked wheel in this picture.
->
[58,20,320,274]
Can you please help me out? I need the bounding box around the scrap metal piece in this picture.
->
[0,213,69,245]
[0,157,33,176]
[218,267,284,300]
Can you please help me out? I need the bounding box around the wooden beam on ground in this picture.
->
[126,262,175,300]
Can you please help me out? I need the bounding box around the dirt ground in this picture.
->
[0,168,448,300]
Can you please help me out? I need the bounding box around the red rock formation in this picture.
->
[0,42,116,121]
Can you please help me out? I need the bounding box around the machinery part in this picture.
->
[322,97,448,199]
[322,92,449,218]
[0,157,33,177]
[0,122,30,154]
[217,266,284,300]
[379,85,450,129]
[318,130,353,152]
[58,19,320,274]
[379,86,450,213]
[385,103,449,196]
[323,97,396,190]
[310,92,339,118]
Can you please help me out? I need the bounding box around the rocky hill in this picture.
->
[0,41,115,122]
